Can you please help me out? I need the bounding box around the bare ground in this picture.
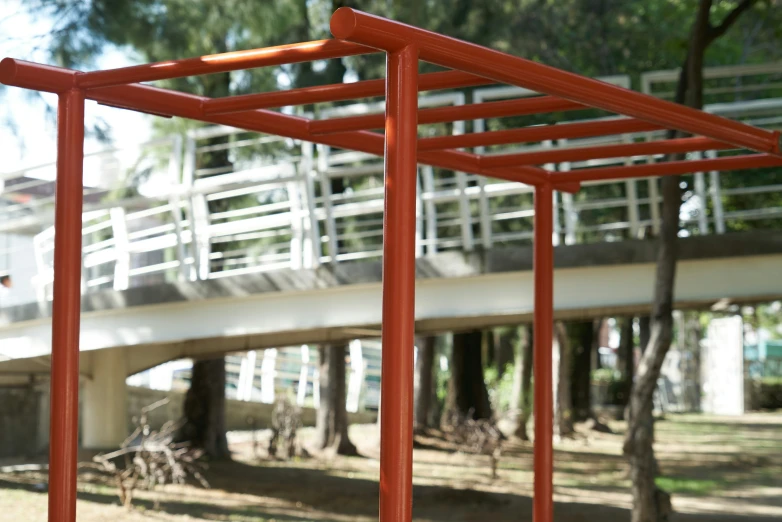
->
[0,413,779,521]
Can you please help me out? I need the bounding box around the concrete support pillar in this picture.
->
[36,378,51,453]
[83,349,128,449]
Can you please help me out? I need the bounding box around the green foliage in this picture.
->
[591,368,627,406]
[654,477,720,496]
[483,363,515,413]
[592,367,620,384]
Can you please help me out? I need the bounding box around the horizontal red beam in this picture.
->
[331,8,782,156]
[76,40,374,90]
[308,96,587,135]
[553,153,782,183]
[419,118,662,151]
[481,136,733,168]
[0,58,576,192]
[203,70,494,114]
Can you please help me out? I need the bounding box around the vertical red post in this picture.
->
[379,44,418,522]
[533,184,554,522]
[49,88,85,522]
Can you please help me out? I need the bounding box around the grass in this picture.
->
[655,477,720,495]
[0,413,780,521]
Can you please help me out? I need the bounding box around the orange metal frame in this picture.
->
[1,8,781,522]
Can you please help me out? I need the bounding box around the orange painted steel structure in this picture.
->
[1,7,781,522]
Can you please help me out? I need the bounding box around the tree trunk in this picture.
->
[514,326,534,440]
[509,326,527,418]
[179,358,230,459]
[625,4,755,520]
[592,318,605,370]
[414,336,436,433]
[483,328,496,370]
[179,67,234,457]
[639,316,651,354]
[555,322,574,437]
[568,320,595,422]
[445,329,492,423]
[617,317,635,410]
[494,328,515,376]
[316,343,357,456]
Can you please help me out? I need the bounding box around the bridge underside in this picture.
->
[0,231,781,381]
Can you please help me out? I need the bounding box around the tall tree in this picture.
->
[493,328,516,377]
[414,336,436,433]
[624,2,760,521]
[512,325,534,440]
[178,357,229,458]
[567,320,596,422]
[616,317,635,410]
[554,322,575,437]
[444,329,492,423]
[316,343,358,455]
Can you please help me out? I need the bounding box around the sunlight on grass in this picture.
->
[655,477,721,495]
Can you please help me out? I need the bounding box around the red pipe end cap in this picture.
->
[330,7,358,40]
[0,58,17,85]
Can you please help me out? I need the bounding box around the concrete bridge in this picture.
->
[1,62,781,449]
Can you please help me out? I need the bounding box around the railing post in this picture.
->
[648,176,661,235]
[706,150,726,234]
[167,135,189,281]
[287,179,304,270]
[421,166,438,255]
[449,115,475,252]
[299,141,321,268]
[415,169,425,257]
[110,207,130,291]
[379,43,418,522]
[317,144,340,263]
[346,339,364,413]
[533,183,554,522]
[556,141,577,245]
[692,152,709,234]
[643,127,662,235]
[552,190,561,247]
[622,134,641,239]
[49,87,85,522]
[182,135,199,281]
[471,93,493,250]
[260,348,277,404]
[451,94,475,252]
[190,193,211,280]
[297,345,310,406]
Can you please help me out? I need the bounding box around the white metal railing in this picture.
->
[131,339,386,412]
[0,63,780,305]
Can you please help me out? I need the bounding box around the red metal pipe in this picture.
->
[553,153,782,183]
[0,57,76,93]
[0,59,558,189]
[379,44,418,522]
[330,8,782,156]
[76,40,374,89]
[533,184,555,522]
[481,136,732,168]
[308,96,586,135]
[203,70,493,114]
[420,118,662,152]
[49,88,85,522]
[483,167,580,193]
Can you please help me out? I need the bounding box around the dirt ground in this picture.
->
[0,413,780,521]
